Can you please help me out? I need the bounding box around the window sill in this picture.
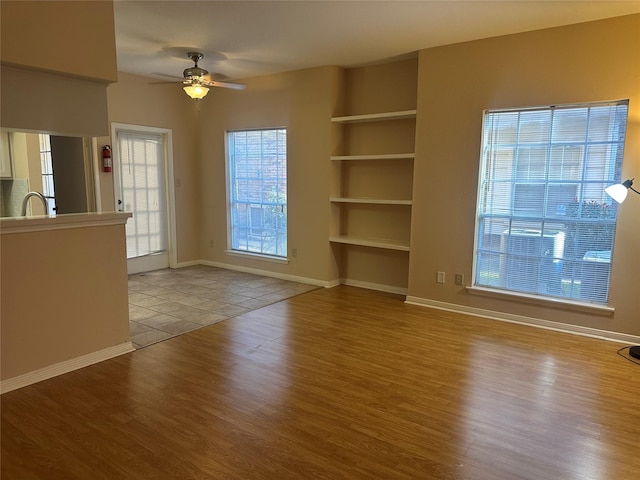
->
[225,249,289,264]
[466,286,615,316]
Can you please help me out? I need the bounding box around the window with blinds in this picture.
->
[473,101,628,304]
[227,128,287,258]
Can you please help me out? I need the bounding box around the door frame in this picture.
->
[111,122,177,273]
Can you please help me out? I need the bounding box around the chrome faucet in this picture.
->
[21,191,49,216]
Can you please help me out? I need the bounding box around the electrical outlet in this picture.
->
[291,248,298,258]
[436,271,446,284]
[455,273,464,285]
[209,240,215,248]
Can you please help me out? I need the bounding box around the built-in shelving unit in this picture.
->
[327,59,418,294]
[329,110,416,253]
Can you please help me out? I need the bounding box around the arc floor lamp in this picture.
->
[605,178,640,359]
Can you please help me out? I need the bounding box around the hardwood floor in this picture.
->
[2,286,639,479]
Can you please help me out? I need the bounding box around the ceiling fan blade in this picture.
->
[149,81,185,85]
[204,80,247,90]
[203,72,232,81]
[152,72,186,81]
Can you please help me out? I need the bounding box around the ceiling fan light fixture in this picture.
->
[183,84,209,99]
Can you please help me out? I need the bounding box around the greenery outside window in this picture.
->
[227,128,287,258]
[473,100,628,304]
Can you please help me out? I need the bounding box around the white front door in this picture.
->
[112,124,175,274]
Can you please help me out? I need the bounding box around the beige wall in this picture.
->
[196,66,339,282]
[1,0,131,381]
[344,59,418,115]
[1,65,111,137]
[0,1,117,137]
[102,17,639,337]
[1,221,130,380]
[0,1,117,82]
[409,14,640,335]
[191,60,417,286]
[3,3,635,349]
[104,72,201,262]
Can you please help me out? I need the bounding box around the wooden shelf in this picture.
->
[331,110,417,124]
[329,235,410,252]
[330,104,416,288]
[331,153,414,161]
[330,197,412,206]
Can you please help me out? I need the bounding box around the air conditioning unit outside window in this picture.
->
[500,229,565,295]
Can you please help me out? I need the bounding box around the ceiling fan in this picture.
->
[179,52,246,99]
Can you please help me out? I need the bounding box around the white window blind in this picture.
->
[474,101,628,304]
[117,132,167,259]
[227,128,287,257]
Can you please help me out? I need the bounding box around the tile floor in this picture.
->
[128,265,319,349]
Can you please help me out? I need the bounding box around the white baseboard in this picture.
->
[174,259,202,268]
[405,296,640,345]
[174,260,407,294]
[198,259,330,287]
[341,278,408,296]
[1,342,135,394]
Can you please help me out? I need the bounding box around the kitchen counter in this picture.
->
[1,211,134,393]
[1,211,131,233]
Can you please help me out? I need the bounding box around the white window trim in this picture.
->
[471,100,628,307]
[466,285,615,316]
[225,127,288,259]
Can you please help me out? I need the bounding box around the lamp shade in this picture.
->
[605,183,629,203]
[183,84,209,99]
[605,179,635,204]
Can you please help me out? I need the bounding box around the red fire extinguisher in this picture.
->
[102,145,112,173]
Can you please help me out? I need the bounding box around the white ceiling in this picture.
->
[113,1,640,82]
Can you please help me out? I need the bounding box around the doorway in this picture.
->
[48,135,94,215]
[112,123,176,274]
